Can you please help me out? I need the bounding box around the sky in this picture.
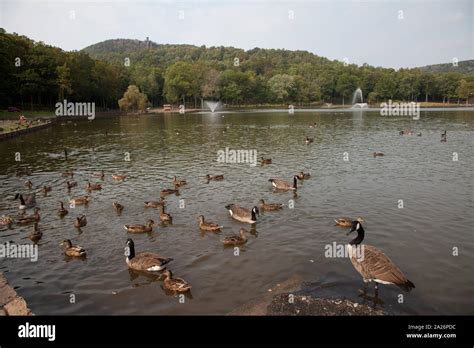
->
[0,0,472,69]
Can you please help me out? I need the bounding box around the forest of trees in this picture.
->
[1,29,473,111]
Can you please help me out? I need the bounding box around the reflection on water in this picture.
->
[0,110,473,315]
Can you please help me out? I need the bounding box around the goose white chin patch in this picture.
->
[228,210,233,216]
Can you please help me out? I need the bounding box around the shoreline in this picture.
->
[0,273,32,316]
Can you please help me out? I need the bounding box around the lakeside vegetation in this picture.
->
[1,29,473,112]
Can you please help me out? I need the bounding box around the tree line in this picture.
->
[1,30,473,111]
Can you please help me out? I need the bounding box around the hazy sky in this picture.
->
[1,0,472,69]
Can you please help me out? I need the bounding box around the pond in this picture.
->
[0,109,473,314]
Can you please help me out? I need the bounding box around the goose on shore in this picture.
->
[222,228,248,246]
[269,176,298,190]
[125,238,172,272]
[198,215,222,232]
[60,239,86,257]
[346,221,415,302]
[225,204,259,224]
[162,270,192,293]
[15,193,36,210]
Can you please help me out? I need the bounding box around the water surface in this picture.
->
[0,110,473,315]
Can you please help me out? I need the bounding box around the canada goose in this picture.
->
[123,220,155,233]
[269,176,298,190]
[144,198,165,208]
[112,174,127,181]
[225,204,259,224]
[41,185,52,195]
[17,208,40,225]
[113,202,124,214]
[222,228,248,246]
[0,215,14,226]
[61,171,74,177]
[258,199,283,211]
[296,171,310,180]
[70,196,90,205]
[125,238,172,272]
[346,221,415,301]
[335,217,364,228]
[29,223,43,242]
[25,180,33,189]
[15,193,36,210]
[74,214,87,228]
[399,130,404,135]
[417,132,422,137]
[66,180,77,189]
[305,136,314,144]
[60,239,86,257]
[309,122,317,128]
[160,188,179,197]
[441,130,447,139]
[260,157,272,165]
[162,270,192,293]
[373,152,384,157]
[86,181,102,191]
[57,201,68,217]
[172,176,187,187]
[159,206,172,223]
[198,215,222,232]
[206,174,224,181]
[93,170,105,179]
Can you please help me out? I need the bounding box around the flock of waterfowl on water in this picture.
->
[1,129,451,303]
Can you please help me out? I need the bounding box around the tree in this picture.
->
[437,73,462,103]
[57,63,72,101]
[336,73,359,105]
[118,85,148,111]
[163,61,197,104]
[374,73,397,100]
[268,74,295,102]
[456,78,474,104]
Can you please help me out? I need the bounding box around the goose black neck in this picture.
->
[19,195,25,205]
[251,210,257,221]
[293,176,297,189]
[128,243,135,259]
[350,226,365,245]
